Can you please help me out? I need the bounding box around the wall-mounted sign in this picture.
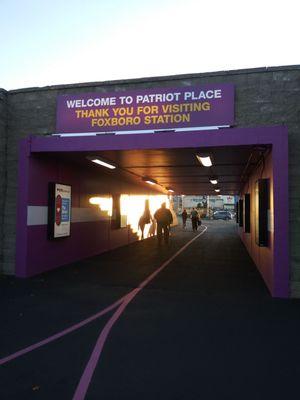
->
[255,179,269,247]
[56,84,234,134]
[223,195,235,205]
[48,183,71,239]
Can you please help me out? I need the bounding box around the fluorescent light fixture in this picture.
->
[210,178,218,185]
[196,153,213,167]
[142,177,157,185]
[214,188,221,193]
[166,187,175,193]
[91,159,116,169]
[87,156,116,169]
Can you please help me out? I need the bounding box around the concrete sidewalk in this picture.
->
[1,221,299,399]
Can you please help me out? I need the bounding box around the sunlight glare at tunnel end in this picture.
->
[120,194,171,239]
[89,197,113,216]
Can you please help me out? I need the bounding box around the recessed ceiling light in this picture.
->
[142,177,157,185]
[210,178,218,185]
[87,156,116,169]
[196,153,213,167]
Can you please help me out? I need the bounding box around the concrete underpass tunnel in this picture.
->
[16,126,289,297]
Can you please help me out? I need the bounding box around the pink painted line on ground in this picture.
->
[72,227,207,400]
[0,226,207,370]
[0,296,126,366]
[138,226,207,290]
[72,289,141,400]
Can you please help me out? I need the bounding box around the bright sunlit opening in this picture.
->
[121,194,174,239]
[89,194,177,239]
[89,196,113,216]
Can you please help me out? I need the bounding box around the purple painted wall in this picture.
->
[16,142,158,277]
[26,222,110,276]
[239,152,274,293]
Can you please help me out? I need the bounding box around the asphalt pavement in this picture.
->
[1,220,300,400]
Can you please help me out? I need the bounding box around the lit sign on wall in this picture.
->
[56,84,234,134]
[48,183,72,239]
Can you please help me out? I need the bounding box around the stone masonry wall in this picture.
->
[0,89,8,273]
[2,66,300,295]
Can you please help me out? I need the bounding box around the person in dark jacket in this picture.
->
[181,209,188,229]
[154,202,173,244]
[190,208,199,232]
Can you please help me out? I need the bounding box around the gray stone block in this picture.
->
[290,281,300,298]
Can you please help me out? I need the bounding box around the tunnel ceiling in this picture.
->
[47,145,270,195]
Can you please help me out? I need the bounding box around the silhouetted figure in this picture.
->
[154,202,173,245]
[190,208,199,232]
[148,218,156,237]
[181,209,188,229]
[138,200,151,239]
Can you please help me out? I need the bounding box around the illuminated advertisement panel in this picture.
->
[48,183,71,239]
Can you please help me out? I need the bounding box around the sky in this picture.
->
[1,0,299,90]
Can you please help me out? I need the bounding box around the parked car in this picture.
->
[213,210,232,220]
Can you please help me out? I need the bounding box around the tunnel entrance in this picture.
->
[16,126,289,297]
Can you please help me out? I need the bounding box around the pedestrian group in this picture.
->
[139,200,173,245]
[138,201,202,246]
[182,208,201,231]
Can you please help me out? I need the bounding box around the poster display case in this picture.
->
[255,179,269,246]
[48,183,72,239]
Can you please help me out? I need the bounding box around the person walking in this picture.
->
[190,208,199,232]
[181,209,188,229]
[154,202,173,245]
